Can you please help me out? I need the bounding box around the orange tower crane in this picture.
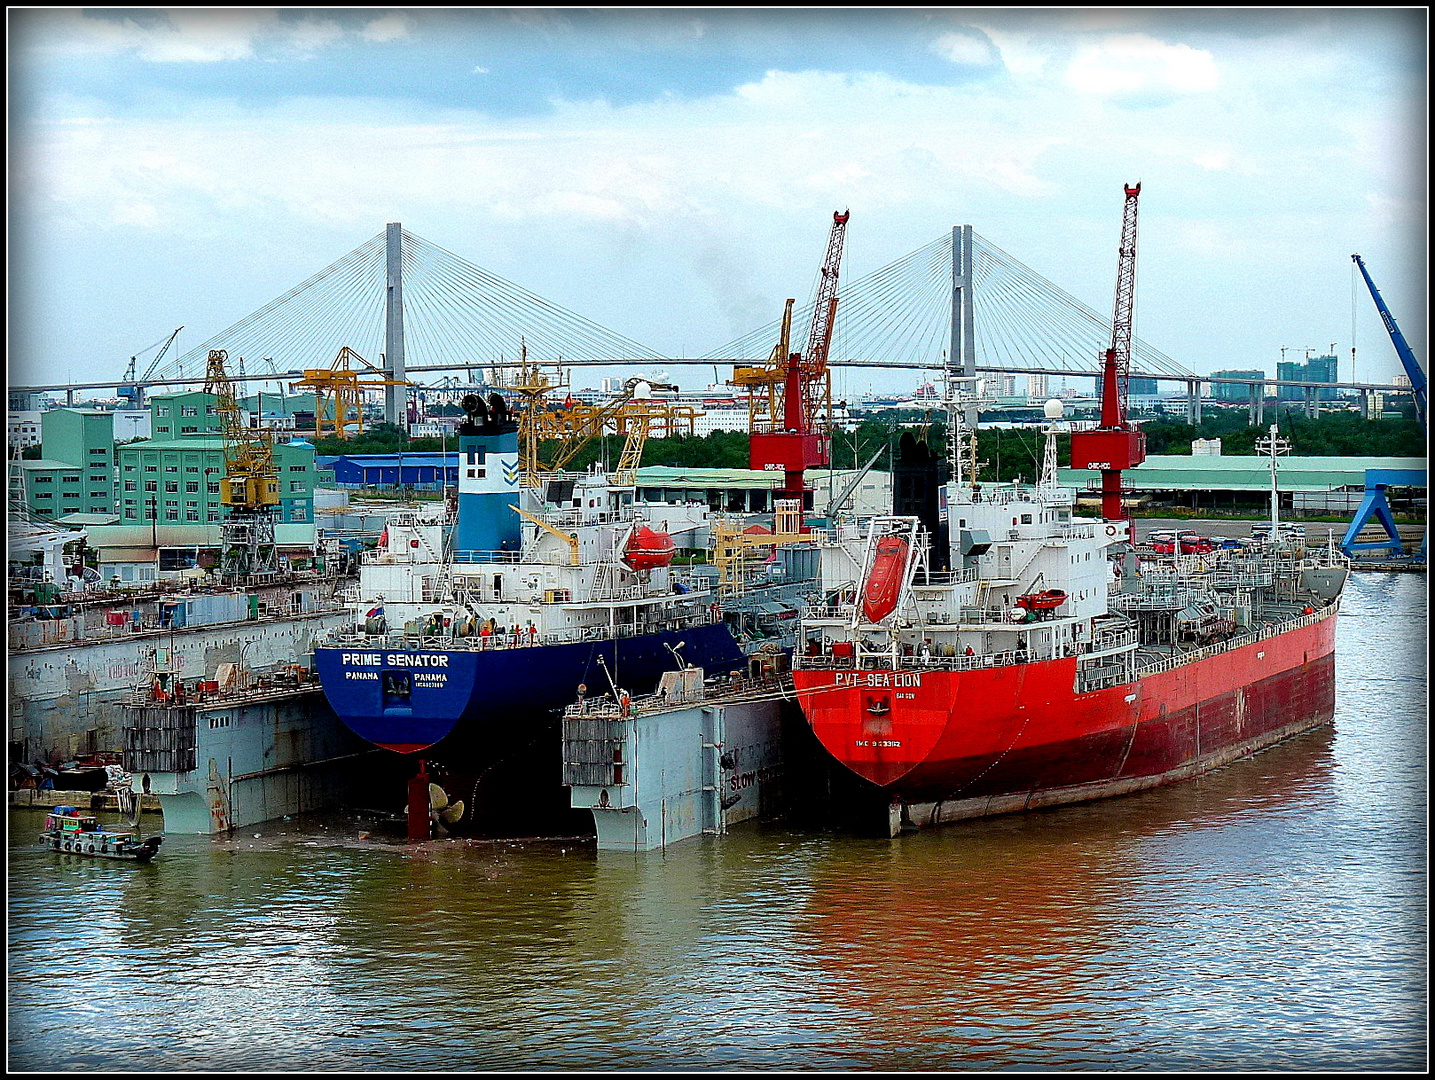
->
[1069,184,1147,534]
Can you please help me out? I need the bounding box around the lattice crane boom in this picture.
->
[746,210,849,525]
[1069,183,1148,527]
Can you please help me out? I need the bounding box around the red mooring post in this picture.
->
[407,759,430,842]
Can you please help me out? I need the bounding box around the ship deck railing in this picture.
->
[1131,604,1334,677]
[322,610,719,652]
[449,550,524,564]
[563,671,793,719]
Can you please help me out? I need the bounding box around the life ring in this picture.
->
[1104,524,1121,537]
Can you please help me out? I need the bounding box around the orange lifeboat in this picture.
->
[1015,589,1067,611]
[861,536,909,623]
[623,526,676,571]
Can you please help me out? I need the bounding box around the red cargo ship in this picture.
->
[791,425,1347,835]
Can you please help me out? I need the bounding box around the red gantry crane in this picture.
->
[737,210,850,526]
[1070,184,1147,536]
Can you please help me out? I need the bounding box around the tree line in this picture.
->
[303,410,1422,483]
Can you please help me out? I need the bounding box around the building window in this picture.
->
[186,466,199,473]
[185,481,199,493]
[181,426,198,434]
[124,480,137,491]
[144,465,157,472]
[156,426,170,434]
[206,405,217,415]
[165,481,178,492]
[207,508,219,522]
[34,490,52,499]
[289,465,306,471]
[207,482,221,495]
[181,406,197,417]
[290,505,307,521]
[90,447,108,456]
[62,475,79,484]
[144,480,157,492]
[90,491,107,499]
[123,508,137,520]
[186,508,199,521]
[165,465,177,472]
[123,464,136,472]
[289,480,304,492]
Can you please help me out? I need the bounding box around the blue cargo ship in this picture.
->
[312,394,747,756]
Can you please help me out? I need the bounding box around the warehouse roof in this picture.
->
[1059,455,1426,492]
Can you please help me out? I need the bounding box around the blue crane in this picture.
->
[117,326,183,409]
[1341,255,1425,564]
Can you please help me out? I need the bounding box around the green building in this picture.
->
[17,408,119,519]
[148,391,227,438]
[115,435,316,526]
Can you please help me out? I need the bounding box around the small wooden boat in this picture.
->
[40,806,163,863]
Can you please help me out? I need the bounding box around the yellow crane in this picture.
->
[290,346,410,440]
[538,377,686,485]
[204,349,280,580]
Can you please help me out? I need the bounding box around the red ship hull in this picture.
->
[792,609,1337,822]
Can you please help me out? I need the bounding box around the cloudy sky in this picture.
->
[8,7,1427,399]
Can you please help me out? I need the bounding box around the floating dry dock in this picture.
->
[120,668,379,834]
[561,661,797,852]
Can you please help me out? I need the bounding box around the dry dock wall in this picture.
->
[9,611,348,763]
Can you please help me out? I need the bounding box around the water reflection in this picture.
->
[8,575,1424,1071]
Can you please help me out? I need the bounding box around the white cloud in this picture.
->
[361,13,414,44]
[933,32,995,67]
[1065,34,1220,96]
[26,9,362,63]
[974,27,1051,79]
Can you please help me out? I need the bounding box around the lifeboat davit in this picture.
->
[1016,589,1067,611]
[861,535,909,623]
[623,526,676,571]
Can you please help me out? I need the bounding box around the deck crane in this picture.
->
[117,326,183,408]
[1070,184,1148,535]
[1340,254,1427,563]
[736,210,849,527]
[204,348,280,581]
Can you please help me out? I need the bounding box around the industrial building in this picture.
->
[318,453,458,489]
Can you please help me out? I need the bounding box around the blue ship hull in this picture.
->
[313,621,745,753]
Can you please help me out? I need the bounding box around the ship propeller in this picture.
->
[428,782,465,836]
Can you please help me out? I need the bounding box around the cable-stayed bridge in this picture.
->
[20,222,1401,423]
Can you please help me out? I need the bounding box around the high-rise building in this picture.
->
[1278,355,1339,401]
[1211,369,1266,403]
